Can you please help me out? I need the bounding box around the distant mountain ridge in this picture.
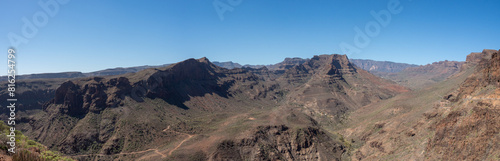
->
[215,58,418,74]
[349,59,419,73]
[2,57,419,81]
[0,64,171,81]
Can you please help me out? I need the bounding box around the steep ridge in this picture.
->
[425,49,500,160]
[336,50,499,160]
[466,49,498,64]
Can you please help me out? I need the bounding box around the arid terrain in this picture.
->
[1,49,499,161]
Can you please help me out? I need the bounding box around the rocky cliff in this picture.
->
[425,50,500,160]
[212,125,345,161]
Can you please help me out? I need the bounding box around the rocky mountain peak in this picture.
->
[306,54,356,76]
[481,50,500,86]
[446,49,500,102]
[466,49,497,64]
[53,81,80,105]
[163,57,221,81]
[197,57,210,63]
[327,54,357,75]
[282,57,308,63]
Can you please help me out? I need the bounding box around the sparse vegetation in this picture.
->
[2,50,498,160]
[0,121,75,161]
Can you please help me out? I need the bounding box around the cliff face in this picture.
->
[0,79,63,117]
[447,50,500,101]
[44,77,131,117]
[426,50,500,160]
[466,49,497,63]
[42,58,274,116]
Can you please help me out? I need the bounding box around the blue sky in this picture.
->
[1,0,499,75]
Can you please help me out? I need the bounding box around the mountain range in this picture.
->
[0,49,499,160]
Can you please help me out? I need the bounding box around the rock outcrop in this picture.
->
[426,49,500,160]
[212,125,345,161]
[0,80,61,116]
[447,49,500,101]
[43,77,132,117]
[465,49,497,64]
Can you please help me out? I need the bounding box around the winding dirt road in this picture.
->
[66,125,194,160]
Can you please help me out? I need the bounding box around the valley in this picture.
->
[0,49,499,161]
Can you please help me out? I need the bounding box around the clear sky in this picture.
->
[1,0,499,75]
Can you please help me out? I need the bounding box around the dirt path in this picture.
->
[168,133,194,155]
[153,149,167,158]
[135,125,194,160]
[163,125,171,132]
[161,125,195,156]
[66,125,193,160]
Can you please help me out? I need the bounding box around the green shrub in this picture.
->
[27,140,37,146]
[13,149,48,161]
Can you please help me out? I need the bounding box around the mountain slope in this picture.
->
[336,49,500,161]
[425,49,500,160]
[15,54,407,160]
[284,55,408,121]
[27,57,278,153]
